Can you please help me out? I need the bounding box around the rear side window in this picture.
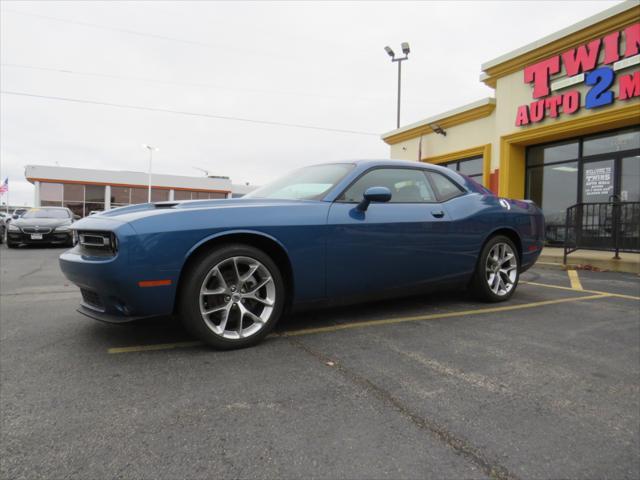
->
[339,168,437,203]
[427,172,465,202]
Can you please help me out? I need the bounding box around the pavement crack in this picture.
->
[17,258,49,280]
[285,335,520,480]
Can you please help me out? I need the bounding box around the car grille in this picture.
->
[81,289,104,311]
[21,227,52,234]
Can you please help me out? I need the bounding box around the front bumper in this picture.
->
[8,230,72,244]
[76,304,154,324]
[59,244,179,323]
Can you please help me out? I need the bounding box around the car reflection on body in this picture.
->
[7,207,77,248]
[59,160,544,350]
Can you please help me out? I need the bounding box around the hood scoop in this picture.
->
[153,202,180,209]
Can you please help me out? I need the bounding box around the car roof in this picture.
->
[336,159,451,172]
[28,207,68,210]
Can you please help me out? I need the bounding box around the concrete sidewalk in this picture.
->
[540,247,640,274]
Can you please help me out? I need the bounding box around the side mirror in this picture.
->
[73,215,81,221]
[12,214,18,219]
[357,186,392,211]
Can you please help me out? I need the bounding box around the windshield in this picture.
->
[245,163,355,200]
[22,208,70,219]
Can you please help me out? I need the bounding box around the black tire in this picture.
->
[178,243,286,350]
[470,235,520,302]
[6,240,17,249]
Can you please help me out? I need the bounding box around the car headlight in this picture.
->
[54,225,71,232]
[8,224,20,232]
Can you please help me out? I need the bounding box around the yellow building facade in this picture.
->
[382,1,640,243]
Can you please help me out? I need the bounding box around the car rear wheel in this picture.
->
[471,235,519,302]
[179,244,285,349]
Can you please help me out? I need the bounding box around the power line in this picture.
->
[2,8,228,49]
[2,8,283,61]
[1,63,394,103]
[1,90,380,137]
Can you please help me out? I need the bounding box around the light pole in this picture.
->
[384,42,410,129]
[142,144,158,203]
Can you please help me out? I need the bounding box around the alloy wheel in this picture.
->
[485,242,518,296]
[199,256,276,339]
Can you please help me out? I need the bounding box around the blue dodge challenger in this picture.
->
[59,160,544,349]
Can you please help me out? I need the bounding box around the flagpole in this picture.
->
[4,178,8,214]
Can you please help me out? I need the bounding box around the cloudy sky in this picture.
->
[0,0,623,206]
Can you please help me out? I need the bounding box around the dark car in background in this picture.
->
[0,213,7,244]
[7,207,77,248]
[5,208,28,224]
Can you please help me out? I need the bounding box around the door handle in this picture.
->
[431,210,445,218]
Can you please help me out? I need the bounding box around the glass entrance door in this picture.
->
[619,155,640,252]
[621,155,640,202]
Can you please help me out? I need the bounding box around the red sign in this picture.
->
[515,23,640,126]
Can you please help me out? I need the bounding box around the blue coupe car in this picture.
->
[59,160,544,349]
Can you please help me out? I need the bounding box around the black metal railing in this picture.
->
[564,200,640,262]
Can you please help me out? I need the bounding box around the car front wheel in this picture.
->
[471,235,519,302]
[179,244,285,349]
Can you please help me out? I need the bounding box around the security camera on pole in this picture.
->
[384,42,410,129]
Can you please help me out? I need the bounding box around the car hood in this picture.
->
[13,217,73,228]
[97,198,324,222]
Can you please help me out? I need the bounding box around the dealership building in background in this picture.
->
[383,0,639,243]
[25,165,255,218]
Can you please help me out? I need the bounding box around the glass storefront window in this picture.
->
[130,188,148,204]
[527,139,579,166]
[442,156,483,181]
[85,185,105,202]
[64,202,84,218]
[458,157,483,176]
[40,182,226,215]
[111,186,131,204]
[583,128,640,157]
[526,127,640,246]
[526,162,578,243]
[85,202,104,215]
[151,189,169,202]
[174,190,192,200]
[63,184,84,202]
[40,183,63,203]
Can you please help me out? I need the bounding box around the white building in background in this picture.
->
[24,165,257,217]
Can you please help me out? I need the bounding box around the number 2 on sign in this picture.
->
[585,67,615,109]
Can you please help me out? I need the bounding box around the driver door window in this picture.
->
[339,168,436,203]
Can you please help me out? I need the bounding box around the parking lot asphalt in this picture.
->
[1,245,639,479]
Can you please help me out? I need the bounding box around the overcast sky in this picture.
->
[0,0,623,206]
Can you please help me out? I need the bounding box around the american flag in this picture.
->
[0,178,7,195]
